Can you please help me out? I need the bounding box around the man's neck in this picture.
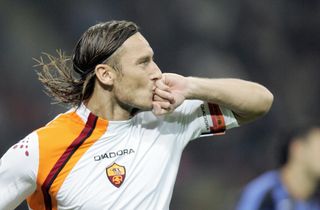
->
[281,164,318,201]
[85,90,132,121]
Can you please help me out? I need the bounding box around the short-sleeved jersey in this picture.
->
[236,170,320,210]
[0,100,238,210]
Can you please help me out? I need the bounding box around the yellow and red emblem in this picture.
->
[106,163,126,188]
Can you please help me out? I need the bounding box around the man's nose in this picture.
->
[150,62,162,80]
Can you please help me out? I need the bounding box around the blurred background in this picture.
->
[0,0,319,209]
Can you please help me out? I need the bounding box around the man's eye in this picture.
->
[140,60,149,65]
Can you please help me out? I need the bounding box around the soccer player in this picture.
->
[236,125,320,210]
[0,20,273,210]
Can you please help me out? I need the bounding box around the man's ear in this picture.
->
[95,64,115,85]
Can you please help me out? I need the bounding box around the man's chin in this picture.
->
[137,104,153,111]
[131,101,153,113]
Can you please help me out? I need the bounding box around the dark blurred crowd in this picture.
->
[1,0,319,209]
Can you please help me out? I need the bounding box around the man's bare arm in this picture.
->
[153,73,273,124]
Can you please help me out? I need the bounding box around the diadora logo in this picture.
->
[106,163,126,188]
[94,149,135,161]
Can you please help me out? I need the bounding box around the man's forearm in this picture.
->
[185,77,274,124]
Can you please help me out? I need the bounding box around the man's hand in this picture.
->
[152,73,188,115]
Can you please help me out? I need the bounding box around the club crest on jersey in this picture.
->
[106,163,126,188]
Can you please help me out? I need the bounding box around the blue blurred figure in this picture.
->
[236,125,320,210]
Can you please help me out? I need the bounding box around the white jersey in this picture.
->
[0,100,238,210]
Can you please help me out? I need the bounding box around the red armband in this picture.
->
[208,103,226,135]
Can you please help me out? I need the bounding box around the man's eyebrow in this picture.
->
[135,52,154,64]
[136,56,150,64]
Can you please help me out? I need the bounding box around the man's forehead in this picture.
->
[120,32,153,56]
